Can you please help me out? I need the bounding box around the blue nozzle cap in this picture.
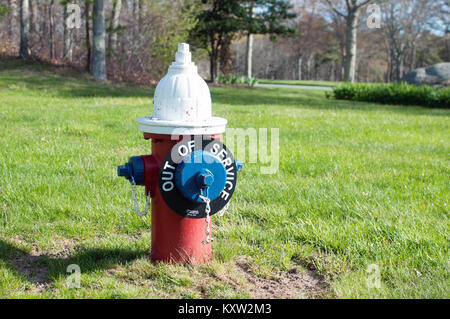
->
[118,164,131,179]
[235,161,243,172]
[117,156,145,185]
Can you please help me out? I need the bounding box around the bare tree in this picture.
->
[8,0,18,44]
[19,0,31,59]
[108,0,121,52]
[324,0,375,82]
[289,0,328,80]
[48,0,55,59]
[85,0,91,71]
[381,0,437,81]
[62,1,71,62]
[245,1,255,78]
[91,0,106,81]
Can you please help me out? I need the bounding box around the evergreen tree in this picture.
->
[243,0,296,78]
[191,0,295,82]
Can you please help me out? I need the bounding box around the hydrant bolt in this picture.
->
[197,169,214,189]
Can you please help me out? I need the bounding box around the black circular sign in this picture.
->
[158,137,238,218]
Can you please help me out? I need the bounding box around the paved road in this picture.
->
[256,83,333,90]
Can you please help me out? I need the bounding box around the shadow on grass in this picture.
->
[0,239,148,286]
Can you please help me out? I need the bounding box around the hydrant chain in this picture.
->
[217,202,229,217]
[131,177,151,216]
[199,195,213,245]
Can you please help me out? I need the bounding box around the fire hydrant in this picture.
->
[117,43,242,264]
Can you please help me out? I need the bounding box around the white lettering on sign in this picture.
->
[220,190,230,200]
[210,142,221,155]
[218,149,228,160]
[222,157,232,167]
[178,145,189,157]
[161,161,175,192]
[162,180,174,192]
[188,140,195,152]
[177,140,196,158]
[162,171,173,181]
[208,143,236,197]
[163,162,175,170]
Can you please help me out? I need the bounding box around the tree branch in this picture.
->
[325,0,346,17]
[356,0,376,10]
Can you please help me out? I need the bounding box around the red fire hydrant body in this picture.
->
[143,133,221,264]
[118,44,241,264]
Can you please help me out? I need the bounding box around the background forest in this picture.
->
[0,0,449,83]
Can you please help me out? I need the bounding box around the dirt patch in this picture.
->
[4,237,80,293]
[227,257,328,299]
[9,251,50,289]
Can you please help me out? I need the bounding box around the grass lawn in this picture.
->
[257,79,342,87]
[0,60,449,298]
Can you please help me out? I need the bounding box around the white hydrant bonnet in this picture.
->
[137,43,227,135]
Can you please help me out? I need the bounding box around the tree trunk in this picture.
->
[210,52,220,83]
[8,0,16,41]
[209,34,220,83]
[246,33,253,78]
[344,9,359,82]
[210,54,215,83]
[210,51,220,83]
[48,0,55,59]
[133,0,140,41]
[399,55,404,81]
[92,0,107,81]
[63,4,68,59]
[63,4,73,63]
[297,54,302,81]
[446,31,450,62]
[330,60,335,81]
[29,0,34,34]
[108,0,121,52]
[19,0,31,59]
[85,0,91,71]
[306,53,315,80]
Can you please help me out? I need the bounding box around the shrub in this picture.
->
[329,82,450,109]
[218,75,259,87]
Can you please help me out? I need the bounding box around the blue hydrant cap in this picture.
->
[117,156,145,185]
[175,151,227,203]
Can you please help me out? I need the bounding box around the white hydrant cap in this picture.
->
[137,43,227,135]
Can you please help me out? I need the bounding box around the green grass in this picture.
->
[258,79,341,87]
[0,59,449,298]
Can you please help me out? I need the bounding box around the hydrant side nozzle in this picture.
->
[128,156,145,185]
[235,161,243,172]
[117,156,146,185]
